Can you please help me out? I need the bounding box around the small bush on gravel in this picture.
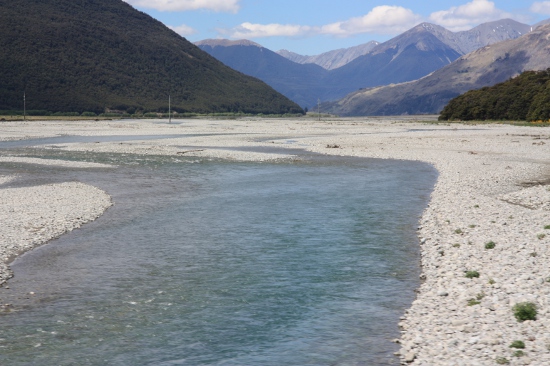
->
[489,278,496,285]
[512,350,525,357]
[467,299,481,306]
[496,357,510,364]
[544,225,550,230]
[453,243,461,248]
[485,241,496,249]
[509,340,525,349]
[465,270,480,278]
[538,233,546,240]
[513,302,537,322]
[455,228,463,234]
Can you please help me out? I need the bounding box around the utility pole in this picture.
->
[168,94,171,124]
[318,98,320,121]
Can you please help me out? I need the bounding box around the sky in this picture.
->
[123,0,550,55]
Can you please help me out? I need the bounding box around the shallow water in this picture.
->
[0,150,436,365]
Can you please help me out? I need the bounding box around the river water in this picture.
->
[0,148,436,365]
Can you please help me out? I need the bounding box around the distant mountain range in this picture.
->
[195,39,328,108]
[276,41,380,70]
[0,0,302,115]
[196,19,532,109]
[322,23,550,116]
[276,19,530,70]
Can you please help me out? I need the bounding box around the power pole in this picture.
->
[168,94,171,124]
[318,98,320,121]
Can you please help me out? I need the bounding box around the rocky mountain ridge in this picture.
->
[322,23,550,116]
[276,41,379,70]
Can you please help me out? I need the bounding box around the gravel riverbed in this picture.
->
[0,118,548,365]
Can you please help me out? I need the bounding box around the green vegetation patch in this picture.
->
[485,241,496,249]
[513,302,537,322]
[439,69,550,122]
[509,340,525,349]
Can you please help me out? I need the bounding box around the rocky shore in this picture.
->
[0,118,548,365]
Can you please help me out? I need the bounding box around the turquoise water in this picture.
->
[0,152,436,365]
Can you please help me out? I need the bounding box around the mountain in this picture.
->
[421,19,531,55]
[196,39,329,108]
[533,18,550,28]
[276,41,380,70]
[0,0,302,115]
[322,24,550,116]
[321,23,462,97]
[197,20,529,109]
[439,68,550,121]
[277,19,529,70]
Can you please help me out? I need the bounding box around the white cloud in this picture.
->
[429,0,512,31]
[222,6,422,39]
[321,6,423,36]
[168,24,198,36]
[223,22,314,39]
[530,1,550,14]
[124,0,240,13]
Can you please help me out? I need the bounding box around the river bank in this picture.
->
[0,117,549,365]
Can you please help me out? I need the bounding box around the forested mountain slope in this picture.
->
[439,69,550,121]
[0,0,302,114]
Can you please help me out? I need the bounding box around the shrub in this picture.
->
[495,357,510,364]
[467,299,481,306]
[455,228,463,234]
[537,233,546,240]
[544,225,550,230]
[509,340,525,349]
[513,302,537,322]
[512,350,525,357]
[81,111,96,116]
[485,241,496,249]
[465,271,480,279]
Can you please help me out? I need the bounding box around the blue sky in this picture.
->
[124,0,550,55]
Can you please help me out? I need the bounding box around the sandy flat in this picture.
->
[0,117,549,365]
